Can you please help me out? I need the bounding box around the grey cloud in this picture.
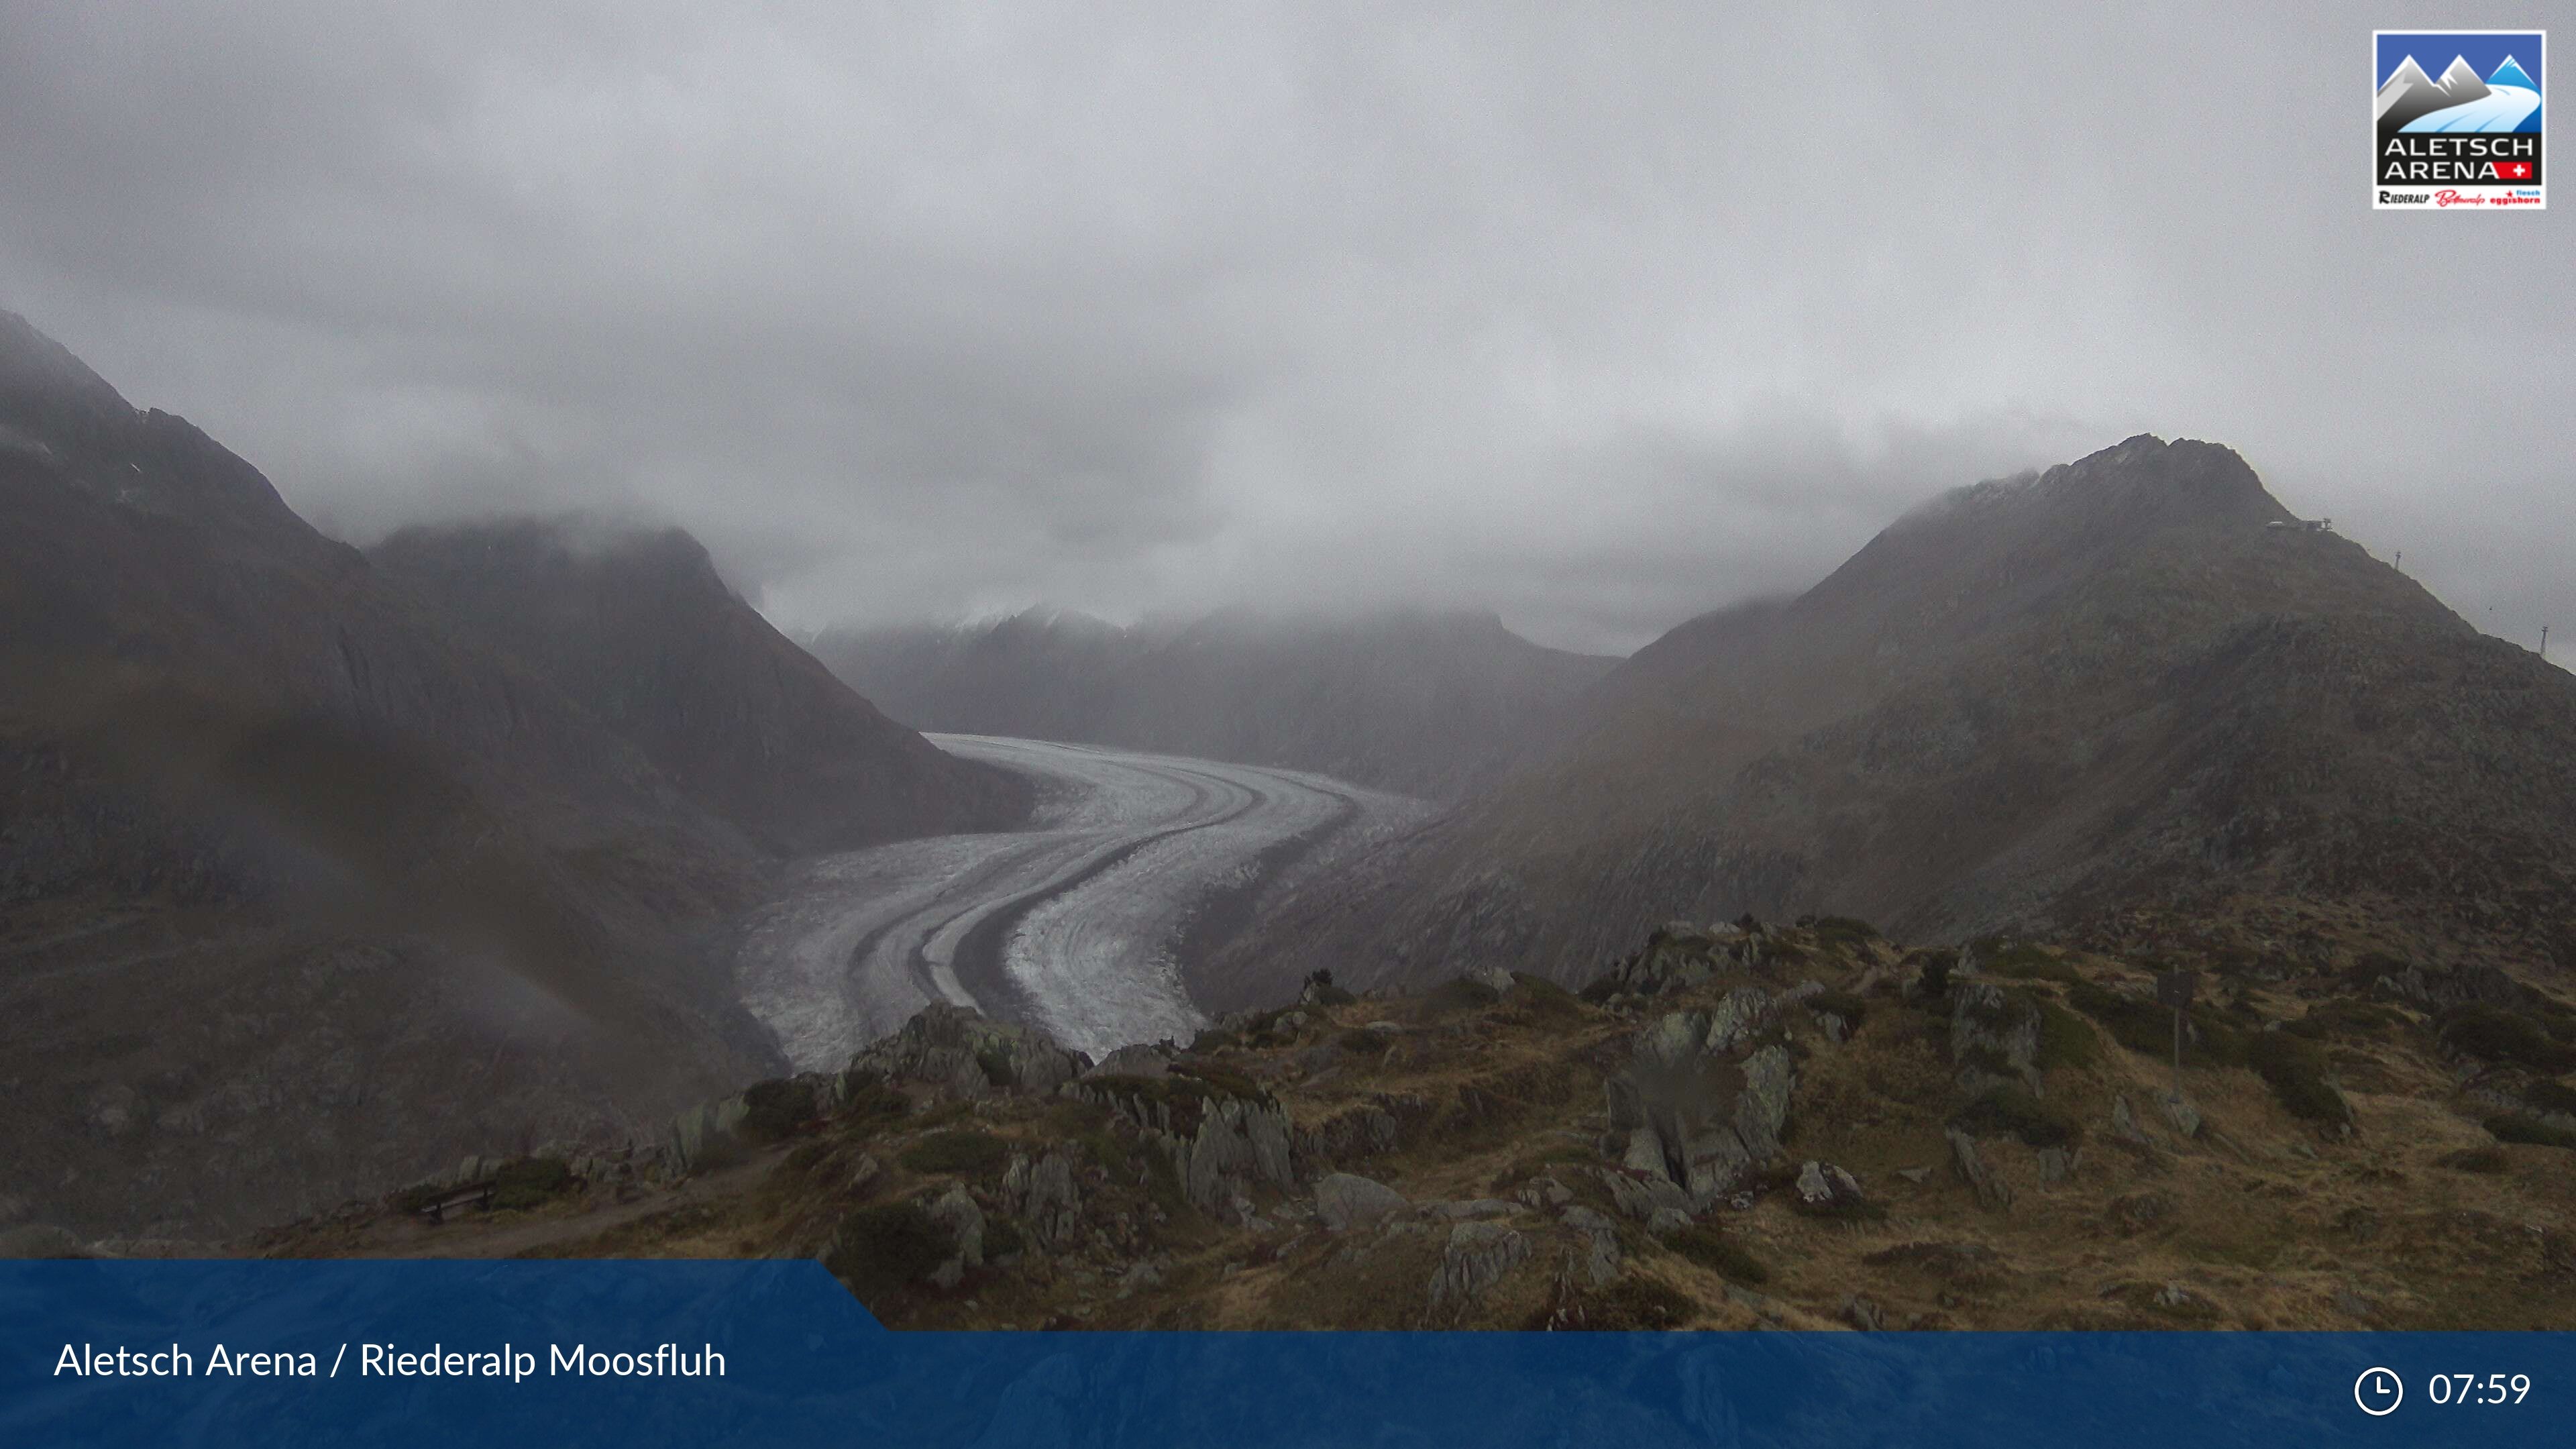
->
[2,1,2567,659]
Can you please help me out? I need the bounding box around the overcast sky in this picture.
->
[3,1,2567,655]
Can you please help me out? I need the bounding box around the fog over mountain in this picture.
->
[818,606,1615,798]
[1,3,2567,654]
[372,518,1031,854]
[0,315,1014,1236]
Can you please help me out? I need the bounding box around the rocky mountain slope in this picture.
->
[232,916,2576,1332]
[1233,436,2576,991]
[370,519,1030,856]
[0,311,978,1238]
[816,606,1618,799]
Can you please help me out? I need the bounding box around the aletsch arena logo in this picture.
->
[2374,30,2545,209]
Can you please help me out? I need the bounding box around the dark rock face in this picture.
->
[1238,435,2576,988]
[0,311,789,1237]
[815,604,1617,800]
[370,520,1030,855]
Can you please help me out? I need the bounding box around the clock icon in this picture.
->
[2355,1367,2404,1416]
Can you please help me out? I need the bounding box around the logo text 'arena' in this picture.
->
[2373,30,2545,210]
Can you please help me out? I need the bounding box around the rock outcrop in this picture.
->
[1315,1173,1407,1232]
[1606,995,1796,1210]
[850,1004,1092,1100]
[1427,1222,1529,1318]
[1063,1068,1295,1216]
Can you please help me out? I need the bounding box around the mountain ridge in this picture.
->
[1224,435,2576,991]
[816,603,1619,800]
[370,517,1032,857]
[0,311,1014,1237]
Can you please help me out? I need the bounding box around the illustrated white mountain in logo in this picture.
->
[2434,55,2493,105]
[2379,49,2540,135]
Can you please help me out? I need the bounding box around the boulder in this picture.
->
[1560,1205,1621,1286]
[1947,1127,2012,1212]
[925,1184,985,1288]
[1595,1167,1692,1224]
[1514,1175,1574,1210]
[1001,1150,1083,1250]
[1704,986,1774,1054]
[850,1003,1092,1100]
[1427,1222,1528,1316]
[1949,981,2041,1091]
[2158,1093,2203,1139]
[2110,1093,2153,1144]
[1085,1044,1175,1080]
[1607,1005,1799,1211]
[1794,1159,1866,1212]
[1315,1172,1408,1232]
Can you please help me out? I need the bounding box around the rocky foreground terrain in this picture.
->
[186,914,2576,1331]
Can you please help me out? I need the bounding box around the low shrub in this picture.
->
[1426,977,1503,1014]
[2440,1008,2576,1073]
[2486,1113,2576,1150]
[1976,939,2082,984]
[1812,916,1881,951]
[1949,1083,2080,1148]
[980,1218,1026,1260]
[490,1157,572,1212]
[840,1077,911,1127]
[824,1199,954,1301]
[1594,1275,1700,1329]
[738,1078,820,1144]
[1807,989,1870,1030]
[897,1130,1012,1179]
[2065,982,2247,1067]
[2520,1079,2576,1118]
[2033,999,2100,1071]
[2245,1030,2349,1124]
[1665,1224,1770,1285]
[1507,973,1585,1019]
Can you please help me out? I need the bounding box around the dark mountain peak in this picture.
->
[375,515,731,605]
[371,515,1027,855]
[0,309,131,439]
[1,315,308,537]
[1910,433,2278,533]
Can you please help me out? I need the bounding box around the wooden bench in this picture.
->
[413,1181,497,1224]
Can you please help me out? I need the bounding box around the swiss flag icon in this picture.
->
[2497,160,2534,180]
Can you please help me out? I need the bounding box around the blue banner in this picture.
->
[3,1260,2567,1446]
